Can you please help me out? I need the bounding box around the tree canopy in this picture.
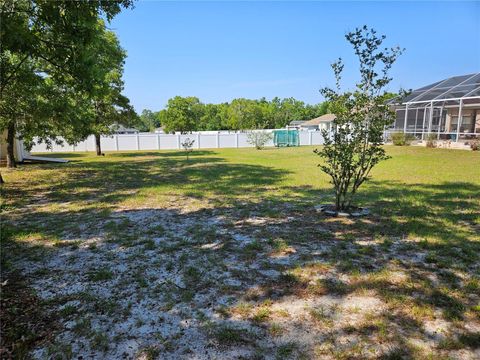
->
[0,0,134,166]
[140,97,330,133]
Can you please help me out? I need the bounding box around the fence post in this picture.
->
[177,134,181,149]
[115,135,119,151]
[309,131,312,145]
[216,132,220,148]
[197,133,200,149]
[236,132,239,148]
[136,134,140,150]
[157,134,160,150]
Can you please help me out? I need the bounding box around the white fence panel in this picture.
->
[219,134,236,148]
[117,135,138,151]
[138,135,158,150]
[76,139,89,152]
[85,138,96,151]
[51,142,73,152]
[311,131,324,145]
[158,134,178,150]
[30,142,51,153]
[237,133,251,147]
[101,136,117,151]
[199,134,217,149]
[299,131,310,145]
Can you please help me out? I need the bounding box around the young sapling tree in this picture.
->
[246,131,273,150]
[181,138,195,160]
[315,26,404,212]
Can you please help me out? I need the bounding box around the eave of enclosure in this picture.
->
[402,73,480,105]
[404,95,480,105]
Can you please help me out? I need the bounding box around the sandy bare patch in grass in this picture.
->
[2,198,477,359]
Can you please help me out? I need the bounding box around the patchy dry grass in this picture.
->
[1,146,479,359]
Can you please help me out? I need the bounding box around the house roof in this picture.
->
[395,73,480,105]
[289,120,306,126]
[109,124,139,133]
[301,113,336,126]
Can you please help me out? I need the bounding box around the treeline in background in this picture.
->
[137,96,330,133]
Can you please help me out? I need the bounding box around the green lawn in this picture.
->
[1,146,479,359]
[4,146,479,243]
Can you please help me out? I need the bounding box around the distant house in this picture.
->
[110,124,139,134]
[287,120,306,129]
[299,114,336,131]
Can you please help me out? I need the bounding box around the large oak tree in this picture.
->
[0,0,134,168]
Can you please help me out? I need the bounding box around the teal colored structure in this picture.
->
[273,130,300,147]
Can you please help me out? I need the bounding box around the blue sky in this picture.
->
[110,1,480,112]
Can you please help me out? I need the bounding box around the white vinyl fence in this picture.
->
[30,130,326,153]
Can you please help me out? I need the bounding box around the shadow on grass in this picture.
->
[27,152,88,159]
[107,150,217,158]
[4,152,289,211]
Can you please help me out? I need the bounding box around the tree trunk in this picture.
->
[0,172,4,184]
[95,133,102,155]
[6,121,16,168]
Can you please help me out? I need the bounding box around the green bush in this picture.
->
[470,139,479,151]
[426,133,437,148]
[391,131,414,146]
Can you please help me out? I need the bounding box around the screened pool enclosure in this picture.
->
[390,73,480,142]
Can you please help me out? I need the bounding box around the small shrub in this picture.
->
[246,131,273,150]
[181,137,195,160]
[425,133,437,148]
[470,139,479,151]
[391,131,414,146]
